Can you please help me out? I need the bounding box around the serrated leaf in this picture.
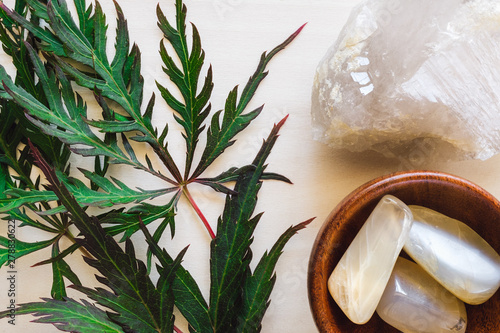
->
[0,297,123,332]
[0,2,307,333]
[145,211,176,273]
[46,0,182,183]
[209,116,288,331]
[4,0,181,184]
[5,208,59,233]
[74,0,95,45]
[193,166,252,195]
[50,241,82,300]
[0,235,55,267]
[33,242,81,267]
[190,97,261,181]
[29,142,170,332]
[45,0,138,121]
[25,0,50,21]
[157,245,188,332]
[101,199,177,242]
[0,55,135,167]
[0,8,71,178]
[157,0,213,178]
[0,2,65,55]
[0,170,176,214]
[46,0,94,65]
[191,25,305,180]
[84,118,144,134]
[72,259,160,333]
[140,220,212,333]
[194,166,292,195]
[0,186,56,210]
[237,218,313,332]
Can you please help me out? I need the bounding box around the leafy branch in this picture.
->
[0,0,310,332]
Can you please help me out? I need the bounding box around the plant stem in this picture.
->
[182,186,215,239]
[174,325,183,333]
[65,229,93,259]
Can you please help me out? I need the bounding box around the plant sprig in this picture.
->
[0,0,309,332]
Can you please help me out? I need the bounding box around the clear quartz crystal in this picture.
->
[328,195,413,324]
[377,257,467,333]
[311,0,500,161]
[404,205,500,304]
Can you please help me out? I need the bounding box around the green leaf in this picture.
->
[190,97,261,181]
[46,0,94,65]
[5,208,59,233]
[33,242,81,267]
[74,0,95,44]
[0,297,123,332]
[157,0,213,178]
[209,116,289,331]
[0,109,33,188]
[190,25,306,180]
[0,58,133,167]
[194,166,292,195]
[0,1,307,332]
[45,0,182,183]
[29,142,169,332]
[50,241,82,300]
[0,5,71,178]
[72,241,162,333]
[237,218,313,332]
[193,166,252,195]
[44,0,136,125]
[25,0,50,21]
[0,191,56,213]
[101,199,177,242]
[0,170,176,214]
[140,220,212,333]
[157,245,188,332]
[145,210,176,273]
[0,235,55,267]
[4,0,181,184]
[0,2,65,55]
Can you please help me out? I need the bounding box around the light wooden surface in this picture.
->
[2,0,500,332]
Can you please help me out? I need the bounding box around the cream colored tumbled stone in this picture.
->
[404,205,500,304]
[328,195,413,324]
[377,257,467,333]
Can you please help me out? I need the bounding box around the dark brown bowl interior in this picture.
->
[308,170,500,332]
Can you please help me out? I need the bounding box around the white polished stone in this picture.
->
[404,205,500,304]
[311,0,500,161]
[377,257,467,333]
[328,195,413,324]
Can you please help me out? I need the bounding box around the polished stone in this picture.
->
[377,257,467,333]
[404,205,500,304]
[328,195,413,324]
[311,0,500,161]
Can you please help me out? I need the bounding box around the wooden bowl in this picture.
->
[308,170,500,332]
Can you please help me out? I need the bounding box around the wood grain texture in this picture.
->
[308,170,500,332]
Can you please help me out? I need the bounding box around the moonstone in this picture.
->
[404,205,500,304]
[377,257,467,333]
[328,195,413,324]
[311,0,500,161]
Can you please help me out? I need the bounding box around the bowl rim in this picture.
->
[307,169,500,332]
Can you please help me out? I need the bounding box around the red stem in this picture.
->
[182,186,215,239]
[174,325,183,333]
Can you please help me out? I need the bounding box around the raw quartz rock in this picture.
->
[311,0,500,161]
[404,205,500,304]
[328,195,413,324]
[377,257,467,333]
